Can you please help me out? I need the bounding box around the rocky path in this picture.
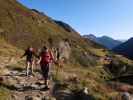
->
[0,56,56,100]
[1,68,56,100]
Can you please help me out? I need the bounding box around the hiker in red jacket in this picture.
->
[38,46,54,89]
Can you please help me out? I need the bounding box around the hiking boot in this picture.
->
[26,73,29,77]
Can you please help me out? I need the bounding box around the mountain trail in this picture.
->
[0,58,56,100]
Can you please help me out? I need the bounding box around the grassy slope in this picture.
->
[0,39,22,56]
[0,38,111,100]
[0,39,20,100]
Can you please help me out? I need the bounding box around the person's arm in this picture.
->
[33,51,39,58]
[37,56,42,64]
[49,50,55,63]
[37,52,42,64]
[20,51,27,58]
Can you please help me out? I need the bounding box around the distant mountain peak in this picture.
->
[101,35,112,39]
[83,34,123,49]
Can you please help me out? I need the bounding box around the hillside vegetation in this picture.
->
[0,0,108,67]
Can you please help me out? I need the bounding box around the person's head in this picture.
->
[27,46,33,52]
[64,38,69,42]
[48,38,53,45]
[27,46,32,50]
[57,47,59,51]
[29,47,33,51]
[42,46,48,52]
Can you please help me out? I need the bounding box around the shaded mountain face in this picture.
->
[54,20,76,33]
[83,34,123,49]
[98,36,123,49]
[113,38,133,60]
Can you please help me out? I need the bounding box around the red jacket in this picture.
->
[40,50,54,64]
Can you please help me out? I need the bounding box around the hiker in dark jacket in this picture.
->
[21,46,36,76]
[38,46,54,89]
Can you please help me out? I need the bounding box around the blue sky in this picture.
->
[18,0,133,40]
